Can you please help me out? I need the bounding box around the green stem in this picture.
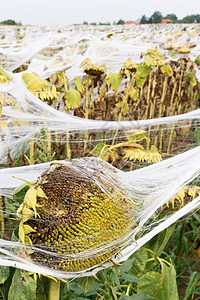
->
[48,279,60,300]
[126,283,131,296]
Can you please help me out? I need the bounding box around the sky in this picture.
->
[0,0,200,26]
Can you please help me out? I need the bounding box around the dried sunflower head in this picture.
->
[18,158,135,273]
[176,47,191,54]
[121,59,137,76]
[84,65,106,77]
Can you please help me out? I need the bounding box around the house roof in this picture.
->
[161,19,173,24]
[125,21,139,25]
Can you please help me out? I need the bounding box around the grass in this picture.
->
[163,213,200,299]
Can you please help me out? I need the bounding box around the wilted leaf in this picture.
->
[161,64,173,76]
[135,74,147,87]
[185,71,197,86]
[137,64,152,77]
[75,77,84,94]
[90,142,105,157]
[129,88,139,101]
[49,73,57,84]
[65,89,81,109]
[105,72,122,92]
[22,73,47,92]
[145,55,154,67]
[126,130,146,142]
[194,55,200,67]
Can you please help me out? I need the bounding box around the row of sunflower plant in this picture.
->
[0,46,200,299]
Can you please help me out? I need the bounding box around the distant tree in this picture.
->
[149,11,163,23]
[83,21,88,25]
[99,22,111,25]
[180,15,196,23]
[180,14,200,23]
[140,15,148,24]
[116,19,125,25]
[196,14,200,22]
[164,13,178,22]
[0,19,19,25]
[90,22,97,25]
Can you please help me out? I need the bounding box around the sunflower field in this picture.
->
[0,23,200,299]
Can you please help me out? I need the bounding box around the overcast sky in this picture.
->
[1,0,200,26]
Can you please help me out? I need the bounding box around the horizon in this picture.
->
[1,0,200,26]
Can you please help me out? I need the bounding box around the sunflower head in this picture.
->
[18,158,135,273]
[84,65,106,77]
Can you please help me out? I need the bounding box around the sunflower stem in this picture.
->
[0,194,4,237]
[48,278,60,300]
[29,137,35,165]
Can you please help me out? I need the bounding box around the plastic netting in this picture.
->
[0,23,200,279]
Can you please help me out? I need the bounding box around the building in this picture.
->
[125,21,140,25]
[161,19,173,24]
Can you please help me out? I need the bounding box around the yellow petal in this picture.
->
[19,222,25,248]
[23,224,36,235]
[24,187,37,217]
[36,187,47,199]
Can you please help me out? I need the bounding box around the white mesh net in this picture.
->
[0,23,200,279]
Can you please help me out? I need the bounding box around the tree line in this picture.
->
[84,12,200,25]
[0,19,21,25]
[140,12,200,24]
[1,12,200,26]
